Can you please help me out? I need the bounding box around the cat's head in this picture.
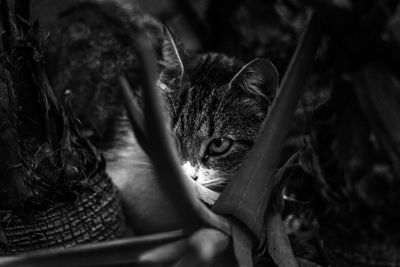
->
[158,29,279,193]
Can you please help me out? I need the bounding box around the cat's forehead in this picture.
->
[187,53,242,85]
[167,84,261,138]
[161,53,242,94]
[162,53,265,140]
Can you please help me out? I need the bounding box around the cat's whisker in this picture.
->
[201,180,229,187]
[191,182,221,206]
[200,176,229,183]
[214,77,235,117]
[214,91,230,119]
[200,178,230,192]
[165,89,178,116]
[214,94,234,120]
[206,184,227,192]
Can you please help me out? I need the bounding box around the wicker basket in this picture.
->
[0,172,129,255]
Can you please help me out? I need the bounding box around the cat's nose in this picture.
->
[192,175,198,181]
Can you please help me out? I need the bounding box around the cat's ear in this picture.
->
[229,58,279,104]
[160,27,185,79]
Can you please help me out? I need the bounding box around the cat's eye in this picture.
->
[207,138,233,156]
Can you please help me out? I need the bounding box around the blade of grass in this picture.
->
[0,230,186,267]
[213,12,322,242]
[119,75,150,156]
[266,210,298,267]
[212,14,322,267]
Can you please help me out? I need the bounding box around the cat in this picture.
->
[44,1,279,209]
[159,32,279,195]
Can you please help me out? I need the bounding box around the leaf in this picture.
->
[213,12,322,243]
[266,210,298,267]
[0,230,186,267]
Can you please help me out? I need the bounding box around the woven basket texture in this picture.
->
[0,172,129,255]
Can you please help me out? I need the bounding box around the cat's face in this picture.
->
[159,30,278,193]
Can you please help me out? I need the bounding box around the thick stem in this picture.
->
[0,230,186,267]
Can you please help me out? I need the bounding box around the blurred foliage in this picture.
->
[0,0,101,211]
[208,0,310,74]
